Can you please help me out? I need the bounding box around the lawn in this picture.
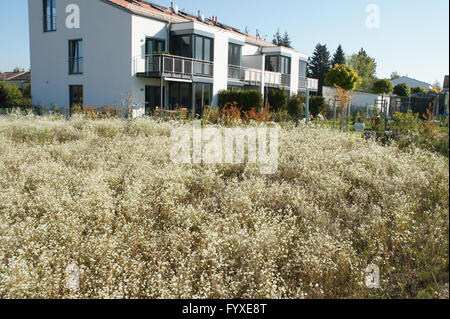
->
[0,114,448,298]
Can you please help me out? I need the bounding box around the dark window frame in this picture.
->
[194,82,212,116]
[69,85,83,111]
[265,55,291,74]
[299,60,307,78]
[169,82,192,110]
[228,43,242,67]
[194,35,214,62]
[170,35,193,58]
[145,37,166,55]
[43,0,56,32]
[69,39,83,75]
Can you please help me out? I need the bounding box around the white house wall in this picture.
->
[28,0,132,109]
[130,14,168,108]
[213,31,228,106]
[242,43,260,56]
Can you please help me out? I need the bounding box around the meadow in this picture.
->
[0,114,448,298]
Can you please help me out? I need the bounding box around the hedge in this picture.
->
[218,90,263,112]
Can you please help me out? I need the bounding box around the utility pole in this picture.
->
[305,90,310,125]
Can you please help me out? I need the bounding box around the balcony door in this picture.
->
[194,83,212,117]
[145,38,165,55]
[145,38,166,73]
[169,82,192,110]
[145,86,163,115]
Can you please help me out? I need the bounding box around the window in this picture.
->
[265,55,291,74]
[265,56,278,72]
[280,56,291,74]
[194,35,213,76]
[194,36,213,61]
[169,82,192,110]
[228,43,242,66]
[69,40,83,74]
[69,85,83,108]
[146,38,165,55]
[170,35,192,58]
[194,83,212,116]
[43,0,56,32]
[299,60,307,77]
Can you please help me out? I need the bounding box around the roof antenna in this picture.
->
[198,10,205,22]
[256,29,260,39]
[171,1,179,14]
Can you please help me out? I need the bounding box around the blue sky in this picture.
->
[0,0,448,85]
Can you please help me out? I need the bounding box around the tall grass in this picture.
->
[0,114,448,298]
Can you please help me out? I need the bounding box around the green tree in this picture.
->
[0,82,23,107]
[325,64,361,130]
[273,30,292,48]
[325,64,361,91]
[307,43,331,96]
[412,87,426,95]
[372,79,393,131]
[393,83,411,97]
[390,71,401,80]
[431,81,442,92]
[373,79,393,95]
[272,29,282,46]
[348,48,377,92]
[281,32,292,48]
[331,45,346,67]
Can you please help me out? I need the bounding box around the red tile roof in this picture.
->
[104,0,276,47]
[0,71,30,82]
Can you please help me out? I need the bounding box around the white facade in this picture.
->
[323,86,391,113]
[28,0,318,114]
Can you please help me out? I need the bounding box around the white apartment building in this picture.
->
[28,0,318,115]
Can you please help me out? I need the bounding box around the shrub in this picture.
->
[23,85,31,98]
[393,83,411,97]
[412,87,426,95]
[287,93,305,119]
[427,88,440,96]
[218,90,263,112]
[392,110,424,135]
[0,82,24,107]
[268,88,288,113]
[309,96,327,117]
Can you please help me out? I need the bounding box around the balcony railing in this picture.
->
[228,65,290,88]
[281,74,291,87]
[69,57,83,75]
[299,76,319,92]
[134,54,214,78]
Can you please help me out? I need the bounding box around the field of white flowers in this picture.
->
[0,114,448,299]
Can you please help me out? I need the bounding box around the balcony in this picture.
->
[227,65,290,88]
[299,77,319,92]
[134,54,214,79]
